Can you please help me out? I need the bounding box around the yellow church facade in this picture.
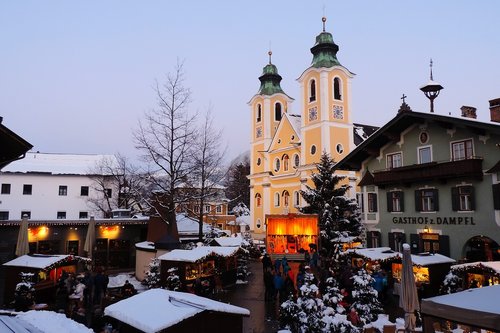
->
[248,19,376,234]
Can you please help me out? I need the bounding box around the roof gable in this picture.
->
[267,113,301,152]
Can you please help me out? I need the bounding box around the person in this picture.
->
[310,249,319,269]
[93,269,106,305]
[194,278,203,296]
[263,267,275,302]
[121,280,136,298]
[71,278,86,302]
[274,257,282,274]
[262,252,273,272]
[273,271,284,302]
[284,274,296,301]
[304,250,310,264]
[54,282,68,313]
[296,266,305,290]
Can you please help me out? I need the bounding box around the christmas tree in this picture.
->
[439,271,462,294]
[165,267,181,291]
[143,257,161,289]
[350,269,383,325]
[300,152,363,257]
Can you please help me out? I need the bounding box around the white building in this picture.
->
[0,152,119,220]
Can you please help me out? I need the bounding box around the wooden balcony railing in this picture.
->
[373,157,483,186]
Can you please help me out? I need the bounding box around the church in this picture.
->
[248,18,377,234]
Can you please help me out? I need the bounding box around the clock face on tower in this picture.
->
[333,105,344,119]
[308,107,318,121]
[256,126,262,138]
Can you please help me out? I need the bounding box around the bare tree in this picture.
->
[87,154,145,217]
[134,62,197,228]
[190,109,227,241]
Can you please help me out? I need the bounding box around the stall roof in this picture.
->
[158,246,240,263]
[212,235,248,247]
[3,254,90,269]
[410,253,456,266]
[135,241,155,250]
[451,261,500,274]
[104,289,249,333]
[421,285,500,330]
[347,247,400,262]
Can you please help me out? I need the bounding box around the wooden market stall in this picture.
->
[265,214,318,257]
[392,252,456,298]
[449,261,500,289]
[347,247,401,273]
[158,246,240,290]
[2,254,91,304]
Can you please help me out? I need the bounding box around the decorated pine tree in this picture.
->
[300,152,363,257]
[350,269,383,325]
[143,257,161,289]
[280,295,301,332]
[322,312,360,333]
[322,276,346,315]
[236,248,250,283]
[165,267,181,291]
[295,272,325,333]
[439,271,462,294]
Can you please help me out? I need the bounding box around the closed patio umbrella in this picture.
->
[399,243,420,332]
[84,216,96,259]
[15,215,30,256]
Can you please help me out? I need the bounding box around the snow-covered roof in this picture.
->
[158,246,240,263]
[135,241,155,250]
[410,253,455,266]
[212,236,248,247]
[3,254,90,269]
[176,214,221,236]
[1,152,117,175]
[15,310,93,333]
[287,114,302,139]
[347,247,400,262]
[104,289,249,333]
[451,261,500,274]
[107,272,147,292]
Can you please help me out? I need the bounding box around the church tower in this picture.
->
[298,17,355,168]
[248,52,294,231]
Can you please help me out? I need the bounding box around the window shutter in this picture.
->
[439,235,450,257]
[415,190,422,212]
[451,187,459,211]
[387,192,393,212]
[399,191,405,212]
[366,231,373,248]
[373,193,378,212]
[433,189,439,211]
[493,183,500,210]
[388,233,395,251]
[469,186,475,211]
[410,233,420,254]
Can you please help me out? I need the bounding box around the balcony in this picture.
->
[373,157,483,186]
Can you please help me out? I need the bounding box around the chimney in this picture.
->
[460,106,477,119]
[490,98,500,123]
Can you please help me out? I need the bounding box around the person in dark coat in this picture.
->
[284,274,296,301]
[274,258,282,274]
[263,268,275,301]
[273,272,284,302]
[93,269,106,305]
[262,252,273,272]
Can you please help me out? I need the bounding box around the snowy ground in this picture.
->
[107,272,147,292]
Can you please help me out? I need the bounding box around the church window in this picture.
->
[256,104,262,122]
[274,158,280,172]
[336,143,344,154]
[256,158,261,166]
[310,145,317,155]
[282,154,289,171]
[293,191,300,207]
[275,102,282,121]
[309,79,316,102]
[282,190,290,207]
[333,77,342,100]
[274,192,280,207]
[256,126,262,138]
[293,154,300,168]
[255,193,262,207]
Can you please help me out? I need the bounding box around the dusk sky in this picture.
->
[1,1,499,164]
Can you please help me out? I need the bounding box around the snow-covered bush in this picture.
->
[143,257,161,289]
[439,271,462,294]
[165,267,181,291]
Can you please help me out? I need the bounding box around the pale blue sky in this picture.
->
[1,1,499,163]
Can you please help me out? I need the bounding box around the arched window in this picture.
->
[274,192,280,207]
[282,154,289,171]
[256,157,261,166]
[333,77,342,100]
[293,154,300,168]
[294,191,300,207]
[309,79,316,102]
[311,145,317,155]
[255,193,262,207]
[256,218,262,229]
[275,102,282,121]
[282,190,290,207]
[256,104,262,122]
[274,158,280,172]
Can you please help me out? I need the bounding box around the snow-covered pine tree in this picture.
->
[165,267,181,291]
[232,202,250,217]
[280,295,301,332]
[350,269,383,325]
[322,276,346,315]
[236,247,250,283]
[300,152,363,257]
[15,272,35,298]
[143,257,161,289]
[439,271,462,294]
[295,272,325,333]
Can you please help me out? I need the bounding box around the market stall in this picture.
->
[449,261,500,289]
[158,246,240,290]
[392,252,455,298]
[265,214,318,256]
[347,247,400,273]
[2,254,91,304]
[421,284,500,332]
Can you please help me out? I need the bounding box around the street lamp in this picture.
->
[420,59,443,113]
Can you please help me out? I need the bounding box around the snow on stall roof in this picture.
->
[410,253,455,266]
[423,284,500,315]
[104,289,249,333]
[3,254,90,269]
[107,272,146,292]
[16,310,94,333]
[347,247,400,261]
[451,261,500,274]
[176,214,220,235]
[1,152,117,175]
[212,235,248,247]
[135,241,155,250]
[158,246,240,263]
